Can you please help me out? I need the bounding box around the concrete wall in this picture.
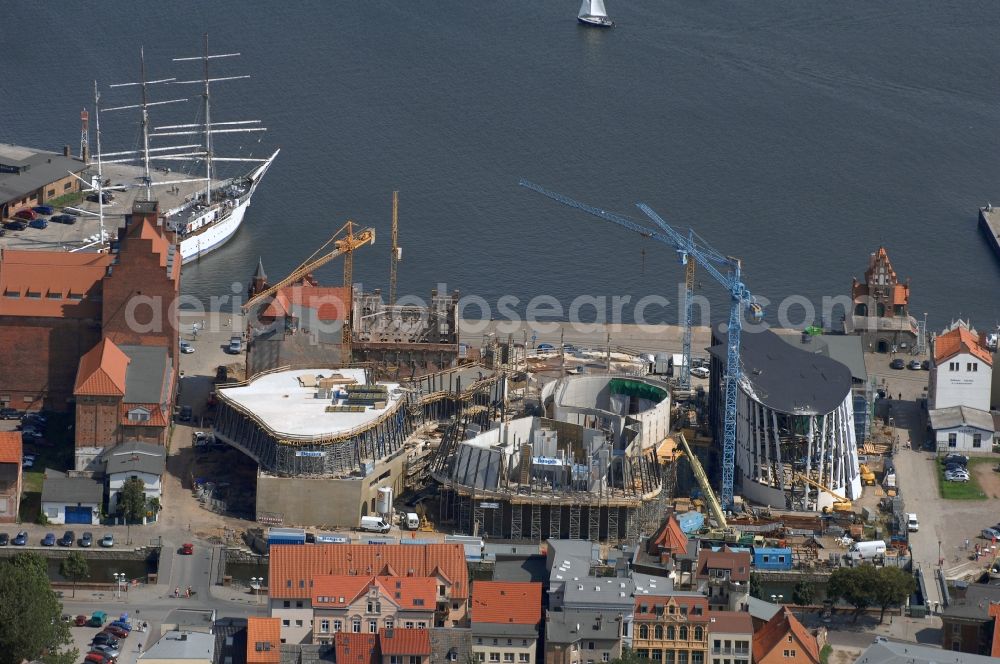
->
[255,451,407,528]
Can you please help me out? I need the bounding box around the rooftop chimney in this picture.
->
[63,145,71,158]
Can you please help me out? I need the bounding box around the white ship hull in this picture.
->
[176,149,278,264]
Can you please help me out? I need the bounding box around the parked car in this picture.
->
[0,533,8,546]
[75,615,89,626]
[80,531,93,547]
[22,412,47,424]
[41,533,55,546]
[906,513,919,532]
[983,527,1000,540]
[945,471,970,482]
[86,192,112,204]
[32,205,54,215]
[101,625,129,639]
[91,644,121,659]
[50,213,77,224]
[28,218,48,229]
[58,531,75,547]
[109,620,132,633]
[690,366,710,379]
[12,531,27,546]
[921,359,930,370]
[227,335,242,354]
[90,636,119,651]
[3,220,28,231]
[180,542,194,555]
[85,651,114,664]
[14,208,37,220]
[179,340,195,354]
[0,407,20,420]
[907,359,922,370]
[178,405,192,422]
[889,358,905,370]
[943,454,969,466]
[99,533,114,548]
[21,457,34,469]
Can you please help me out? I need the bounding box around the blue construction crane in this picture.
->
[519,179,763,509]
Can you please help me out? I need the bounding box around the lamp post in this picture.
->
[113,572,125,600]
[250,577,261,605]
[938,539,943,567]
[770,594,783,605]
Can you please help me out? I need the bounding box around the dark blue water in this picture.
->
[2,1,999,328]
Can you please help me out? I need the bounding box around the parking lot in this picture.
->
[63,612,153,664]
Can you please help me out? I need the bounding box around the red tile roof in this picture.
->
[634,595,710,623]
[0,249,113,318]
[378,628,431,656]
[269,544,468,600]
[646,513,688,560]
[119,403,168,427]
[376,575,437,610]
[752,607,818,664]
[311,574,372,607]
[335,633,378,664]
[989,604,1000,658]
[935,326,993,366]
[470,581,541,626]
[695,547,751,582]
[246,617,281,664]
[0,431,22,464]
[74,339,130,396]
[708,610,753,635]
[262,285,349,322]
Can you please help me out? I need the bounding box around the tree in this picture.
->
[872,566,915,624]
[59,551,90,598]
[828,565,879,622]
[0,553,77,664]
[119,476,147,545]
[792,580,816,606]
[610,648,649,664]
[749,572,763,599]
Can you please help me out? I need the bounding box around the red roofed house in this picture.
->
[0,431,23,523]
[73,336,174,471]
[310,575,436,644]
[845,246,917,352]
[268,544,469,644]
[752,607,819,664]
[695,547,751,611]
[707,610,753,664]
[632,594,710,664]
[335,633,379,664]
[470,581,542,664]
[0,201,178,413]
[647,513,689,565]
[930,320,994,412]
[246,617,282,664]
[378,628,431,664]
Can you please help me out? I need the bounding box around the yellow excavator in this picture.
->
[792,472,853,513]
[859,463,876,486]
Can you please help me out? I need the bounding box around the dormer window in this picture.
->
[128,407,150,422]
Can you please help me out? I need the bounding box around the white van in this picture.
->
[907,513,919,532]
[404,513,420,530]
[849,540,887,560]
[359,516,390,533]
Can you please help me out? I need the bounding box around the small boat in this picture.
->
[578,0,614,27]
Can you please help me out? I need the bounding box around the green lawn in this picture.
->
[937,457,991,500]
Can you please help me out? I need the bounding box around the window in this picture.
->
[409,658,420,664]
[678,652,688,664]
[968,362,978,372]
[504,654,514,663]
[283,601,290,608]
[476,655,485,663]
[639,625,649,639]
[667,626,676,640]
[385,618,394,629]
[783,651,789,657]
[47,189,55,197]
[369,619,377,633]
[679,626,688,640]
[127,408,151,423]
[507,640,513,646]
[949,433,957,448]
[974,434,983,448]
[694,627,703,641]
[352,618,361,633]
[448,653,459,662]
[414,598,425,606]
[602,655,610,663]
[521,656,531,663]
[950,362,959,371]
[489,654,500,663]
[390,657,402,664]
[587,642,595,650]
[691,653,703,664]
[64,181,72,191]
[281,620,290,627]
[294,620,303,627]
[333,620,342,632]
[295,601,303,608]
[320,620,329,633]
[651,652,662,662]
[522,640,528,647]
[664,652,675,664]
[636,652,649,661]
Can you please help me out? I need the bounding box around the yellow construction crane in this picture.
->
[791,472,853,513]
[388,191,401,306]
[676,431,727,530]
[242,221,375,315]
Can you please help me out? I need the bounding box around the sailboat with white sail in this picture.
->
[97,35,278,264]
[578,0,614,27]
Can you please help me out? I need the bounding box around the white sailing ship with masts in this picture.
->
[93,35,278,264]
[578,0,614,27]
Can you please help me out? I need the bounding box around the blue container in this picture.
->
[752,547,793,570]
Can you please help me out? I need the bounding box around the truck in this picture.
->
[359,516,391,533]
[849,540,886,561]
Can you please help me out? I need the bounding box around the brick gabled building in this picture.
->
[0,431,23,523]
[695,548,751,611]
[647,513,689,565]
[0,200,178,413]
[309,575,437,644]
[752,608,819,664]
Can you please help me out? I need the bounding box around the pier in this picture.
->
[979,205,1000,258]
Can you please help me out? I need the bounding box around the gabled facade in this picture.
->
[105,441,166,517]
[647,513,689,565]
[378,628,431,664]
[751,608,818,664]
[930,322,993,412]
[470,581,542,664]
[845,247,917,351]
[707,611,753,664]
[246,617,282,664]
[309,575,437,644]
[543,609,623,664]
[631,594,711,664]
[694,548,751,611]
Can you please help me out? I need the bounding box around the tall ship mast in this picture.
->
[97,35,279,264]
